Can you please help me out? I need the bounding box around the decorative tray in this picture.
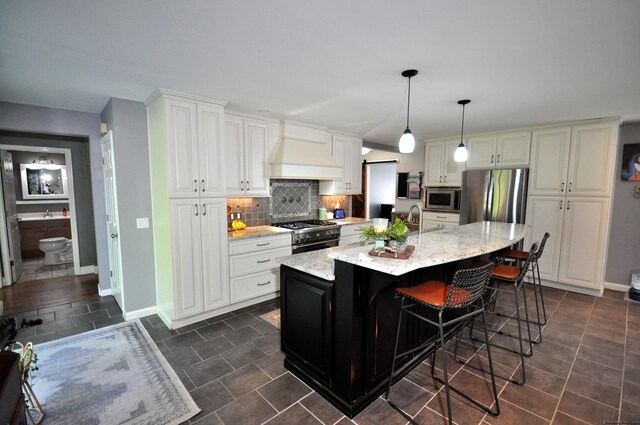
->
[368,245,415,259]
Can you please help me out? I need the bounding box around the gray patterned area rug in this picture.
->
[34,320,200,424]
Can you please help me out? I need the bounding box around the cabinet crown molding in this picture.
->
[145,89,228,107]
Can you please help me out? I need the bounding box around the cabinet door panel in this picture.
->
[224,117,245,196]
[497,131,531,167]
[170,200,203,319]
[197,104,226,197]
[201,200,229,311]
[558,197,608,289]
[443,139,464,186]
[424,142,444,186]
[166,100,199,198]
[244,120,270,196]
[465,135,497,169]
[524,196,564,282]
[568,124,615,196]
[529,128,571,196]
[330,135,348,193]
[347,137,363,194]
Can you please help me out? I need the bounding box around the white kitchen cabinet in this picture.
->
[339,221,371,246]
[465,131,531,169]
[229,234,291,303]
[424,139,464,187]
[529,122,617,197]
[319,133,363,195]
[422,212,459,231]
[169,198,229,319]
[526,196,609,291]
[157,96,226,198]
[225,114,271,197]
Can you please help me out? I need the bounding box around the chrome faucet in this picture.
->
[44,209,52,218]
[407,203,423,235]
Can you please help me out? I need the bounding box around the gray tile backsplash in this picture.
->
[227,179,352,228]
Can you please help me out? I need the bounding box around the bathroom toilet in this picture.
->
[38,237,73,265]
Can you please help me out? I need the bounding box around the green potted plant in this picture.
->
[361,218,409,252]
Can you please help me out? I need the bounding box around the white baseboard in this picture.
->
[78,265,97,275]
[540,279,603,297]
[98,285,112,297]
[124,306,158,321]
[604,281,629,292]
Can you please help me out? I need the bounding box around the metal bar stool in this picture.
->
[466,243,538,385]
[385,263,500,425]
[497,233,550,343]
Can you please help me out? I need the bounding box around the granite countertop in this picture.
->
[279,221,528,280]
[228,225,292,241]
[328,217,372,225]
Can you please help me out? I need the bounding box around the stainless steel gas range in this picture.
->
[271,219,341,254]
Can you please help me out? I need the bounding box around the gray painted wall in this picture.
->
[0,102,109,290]
[605,122,640,286]
[101,98,156,312]
[0,132,98,267]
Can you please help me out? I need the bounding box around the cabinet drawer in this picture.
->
[228,234,291,255]
[229,246,291,277]
[423,212,459,223]
[340,222,371,237]
[230,269,280,303]
[339,234,363,246]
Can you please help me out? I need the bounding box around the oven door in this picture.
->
[292,239,339,254]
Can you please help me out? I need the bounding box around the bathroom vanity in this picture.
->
[18,218,71,258]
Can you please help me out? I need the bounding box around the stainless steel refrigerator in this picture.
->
[459,168,528,225]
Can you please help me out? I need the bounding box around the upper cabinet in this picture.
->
[225,113,271,197]
[465,131,531,169]
[424,138,464,187]
[319,133,362,195]
[529,122,617,197]
[147,93,226,198]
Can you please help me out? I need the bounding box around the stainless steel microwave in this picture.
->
[424,187,461,211]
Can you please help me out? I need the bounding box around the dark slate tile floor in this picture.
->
[8,288,640,425]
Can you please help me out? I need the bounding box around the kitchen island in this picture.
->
[279,221,528,417]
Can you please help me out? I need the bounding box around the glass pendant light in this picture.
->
[399,69,418,153]
[454,99,470,162]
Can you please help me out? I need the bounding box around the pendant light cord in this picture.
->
[406,77,411,129]
[460,102,465,143]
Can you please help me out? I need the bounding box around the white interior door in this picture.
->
[1,150,23,282]
[101,132,124,310]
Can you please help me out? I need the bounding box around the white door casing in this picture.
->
[101,131,125,310]
[1,150,22,282]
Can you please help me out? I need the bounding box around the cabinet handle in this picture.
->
[257,259,271,264]
[491,154,494,164]
[436,216,446,219]
[111,233,118,239]
[194,179,198,192]
[246,181,249,191]
[566,200,571,210]
[256,242,270,247]
[497,154,501,163]
[439,176,442,183]
[444,175,447,183]
[559,200,563,210]
[201,179,205,192]
[561,182,565,192]
[195,204,199,216]
[568,182,572,192]
[240,180,244,192]
[202,204,206,216]
[257,281,271,286]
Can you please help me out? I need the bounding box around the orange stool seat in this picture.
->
[396,281,472,307]
[501,249,529,261]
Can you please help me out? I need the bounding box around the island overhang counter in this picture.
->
[278,221,529,418]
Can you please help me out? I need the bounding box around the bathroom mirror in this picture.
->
[20,164,69,200]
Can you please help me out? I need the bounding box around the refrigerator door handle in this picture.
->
[485,174,494,220]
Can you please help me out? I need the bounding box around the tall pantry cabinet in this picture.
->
[525,121,619,294]
[146,89,230,328]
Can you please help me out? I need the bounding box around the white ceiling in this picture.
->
[1,1,639,145]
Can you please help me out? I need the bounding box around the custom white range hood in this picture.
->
[270,121,343,180]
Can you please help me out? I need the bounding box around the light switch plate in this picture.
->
[136,217,150,229]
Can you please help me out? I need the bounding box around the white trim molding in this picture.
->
[604,281,630,292]
[98,285,112,297]
[124,306,158,321]
[78,265,97,275]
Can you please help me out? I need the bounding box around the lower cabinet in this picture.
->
[422,212,459,231]
[169,199,229,320]
[228,234,291,303]
[19,219,72,258]
[339,221,371,246]
[525,196,609,291]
